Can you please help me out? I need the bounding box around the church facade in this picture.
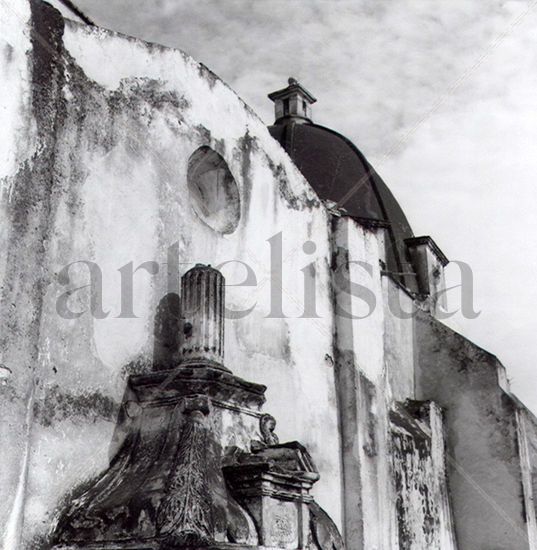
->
[1,2,537,549]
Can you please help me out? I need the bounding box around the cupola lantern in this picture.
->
[268,77,316,123]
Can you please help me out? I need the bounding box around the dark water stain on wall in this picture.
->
[153,292,181,371]
[390,403,440,549]
[4,42,14,63]
[234,131,257,221]
[0,1,67,382]
[360,372,377,458]
[263,153,320,212]
[34,384,119,426]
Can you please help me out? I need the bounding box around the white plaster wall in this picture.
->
[347,220,385,384]
[0,5,40,550]
[0,1,35,182]
[335,217,386,384]
[383,277,416,401]
[0,8,343,546]
[334,218,426,549]
[0,1,35,303]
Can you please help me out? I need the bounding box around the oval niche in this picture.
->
[187,146,241,234]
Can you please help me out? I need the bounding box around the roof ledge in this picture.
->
[405,236,449,267]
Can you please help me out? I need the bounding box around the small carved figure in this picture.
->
[260,413,279,446]
[243,414,319,481]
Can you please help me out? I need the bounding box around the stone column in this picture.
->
[180,264,226,369]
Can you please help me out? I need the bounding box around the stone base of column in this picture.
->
[50,366,265,549]
[50,366,343,550]
[176,356,232,373]
[224,462,317,550]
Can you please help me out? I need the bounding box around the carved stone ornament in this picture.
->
[251,413,279,451]
[51,266,343,549]
[223,413,344,549]
[156,396,214,548]
[51,366,262,549]
[260,413,280,445]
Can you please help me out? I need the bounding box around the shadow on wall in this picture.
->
[109,293,181,462]
[153,293,181,371]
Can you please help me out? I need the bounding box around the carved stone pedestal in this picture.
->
[51,266,344,550]
[224,463,318,550]
[51,364,266,549]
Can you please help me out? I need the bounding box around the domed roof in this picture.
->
[269,118,416,289]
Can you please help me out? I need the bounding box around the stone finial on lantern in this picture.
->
[179,264,228,371]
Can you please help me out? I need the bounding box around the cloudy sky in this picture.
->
[55,0,537,409]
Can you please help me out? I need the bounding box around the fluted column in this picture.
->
[180,264,226,370]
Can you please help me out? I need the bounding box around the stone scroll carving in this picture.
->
[156,396,214,547]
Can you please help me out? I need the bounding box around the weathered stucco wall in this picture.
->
[0,3,342,547]
[415,311,531,550]
[331,217,386,386]
[390,401,457,550]
[330,217,430,549]
[0,3,62,548]
[383,277,415,402]
[330,216,386,548]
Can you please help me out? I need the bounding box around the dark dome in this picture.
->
[269,120,416,289]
